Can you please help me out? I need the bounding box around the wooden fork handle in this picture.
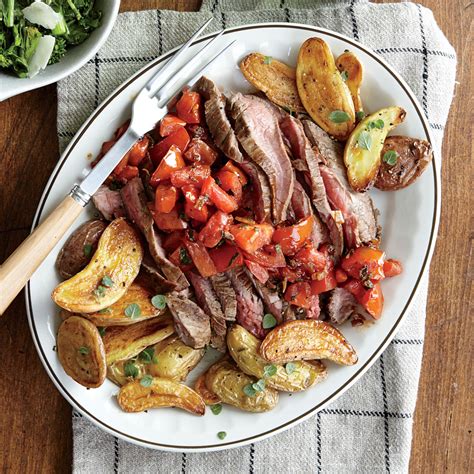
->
[0,195,83,315]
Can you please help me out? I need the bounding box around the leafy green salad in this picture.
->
[0,0,101,78]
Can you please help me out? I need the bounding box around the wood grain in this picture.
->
[0,1,471,472]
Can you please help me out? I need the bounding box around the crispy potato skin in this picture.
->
[194,373,221,405]
[227,325,327,392]
[296,38,355,140]
[205,359,279,412]
[57,316,107,388]
[336,51,364,117]
[240,53,305,113]
[117,378,205,415]
[52,218,144,313]
[104,316,174,365]
[375,136,433,190]
[344,106,406,191]
[259,320,358,366]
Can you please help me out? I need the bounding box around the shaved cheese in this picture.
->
[28,35,56,78]
[22,2,60,30]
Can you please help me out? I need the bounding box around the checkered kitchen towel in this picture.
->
[57,1,456,472]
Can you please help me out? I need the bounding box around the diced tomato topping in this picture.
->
[150,145,185,186]
[209,244,243,273]
[244,260,269,284]
[342,278,366,300]
[229,223,273,254]
[128,136,150,166]
[359,282,384,319]
[169,245,193,271]
[281,266,306,282]
[198,211,233,248]
[116,165,139,182]
[182,184,209,223]
[113,153,129,176]
[341,246,386,281]
[310,270,337,295]
[294,243,326,275]
[222,161,248,186]
[162,231,184,253]
[201,177,239,213]
[176,90,201,124]
[242,245,286,268]
[184,139,218,165]
[150,127,190,164]
[272,216,314,256]
[183,238,217,277]
[149,204,187,231]
[170,164,211,188]
[155,183,178,213]
[186,124,209,141]
[284,282,312,309]
[335,268,348,283]
[159,114,186,137]
[215,170,242,202]
[383,259,403,277]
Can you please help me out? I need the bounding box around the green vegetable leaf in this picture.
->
[151,294,167,310]
[356,111,366,121]
[98,327,106,337]
[329,110,350,123]
[285,362,297,375]
[263,364,277,378]
[83,244,93,257]
[217,431,227,440]
[139,347,155,364]
[382,150,398,166]
[263,56,273,65]
[101,275,114,288]
[252,379,266,392]
[262,313,277,330]
[124,303,141,319]
[340,70,349,81]
[243,383,257,397]
[210,404,222,415]
[93,285,106,298]
[357,131,372,150]
[368,119,384,129]
[78,346,89,355]
[140,375,153,387]
[179,247,191,265]
[124,361,139,378]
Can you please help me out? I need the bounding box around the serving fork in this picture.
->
[0,18,235,315]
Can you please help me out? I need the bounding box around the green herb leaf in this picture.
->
[140,375,153,387]
[262,313,277,329]
[78,346,89,355]
[139,347,155,364]
[101,275,114,288]
[368,119,384,129]
[285,362,297,375]
[217,431,227,440]
[243,383,257,397]
[179,247,191,265]
[252,379,266,392]
[151,294,167,310]
[124,303,141,319]
[356,111,366,121]
[340,70,349,81]
[357,131,372,150]
[329,110,350,123]
[98,327,106,337]
[382,150,398,166]
[83,244,93,257]
[124,361,139,378]
[210,404,223,415]
[263,56,273,65]
[263,364,277,378]
[93,285,106,298]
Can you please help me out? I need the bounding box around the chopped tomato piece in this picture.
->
[182,185,209,223]
[155,183,178,213]
[198,211,233,248]
[128,136,150,166]
[209,244,243,273]
[170,164,211,188]
[342,278,365,300]
[335,268,348,283]
[113,153,129,176]
[149,205,187,231]
[310,270,337,295]
[184,139,218,165]
[162,230,184,253]
[201,176,239,213]
[215,170,243,202]
[176,89,201,124]
[294,243,326,275]
[150,127,190,164]
[222,161,248,186]
[159,114,186,137]
[169,245,193,271]
[281,266,306,282]
[186,124,209,141]
[150,145,185,186]
[242,245,286,268]
[116,165,139,182]
[383,259,403,277]
[272,216,314,256]
[360,282,384,319]
[245,260,269,284]
[341,246,385,281]
[284,282,312,309]
[229,223,273,254]
[183,238,217,277]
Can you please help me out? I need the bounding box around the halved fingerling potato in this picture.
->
[57,316,107,388]
[240,53,306,113]
[104,316,174,365]
[117,377,205,415]
[52,218,144,313]
[194,372,221,405]
[259,320,358,366]
[205,359,279,413]
[296,37,355,140]
[336,51,364,117]
[344,106,406,191]
[227,325,327,392]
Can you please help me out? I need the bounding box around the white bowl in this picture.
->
[0,0,120,101]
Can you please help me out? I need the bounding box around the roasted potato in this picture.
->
[57,316,107,388]
[56,220,107,280]
[336,51,364,117]
[107,358,148,386]
[194,372,221,405]
[375,136,433,191]
[296,38,355,140]
[259,320,358,366]
[205,359,279,412]
[227,325,327,392]
[240,52,305,113]
[52,218,144,313]
[104,316,174,365]
[117,377,205,415]
[344,106,406,191]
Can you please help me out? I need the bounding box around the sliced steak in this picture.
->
[195,76,243,163]
[327,287,357,325]
[210,273,237,321]
[92,185,126,221]
[166,293,211,349]
[305,295,321,320]
[138,254,178,294]
[229,93,294,223]
[120,178,188,290]
[227,267,265,339]
[187,272,227,352]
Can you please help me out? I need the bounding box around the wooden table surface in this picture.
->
[0,1,471,472]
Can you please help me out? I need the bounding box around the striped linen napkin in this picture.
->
[56,1,456,472]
